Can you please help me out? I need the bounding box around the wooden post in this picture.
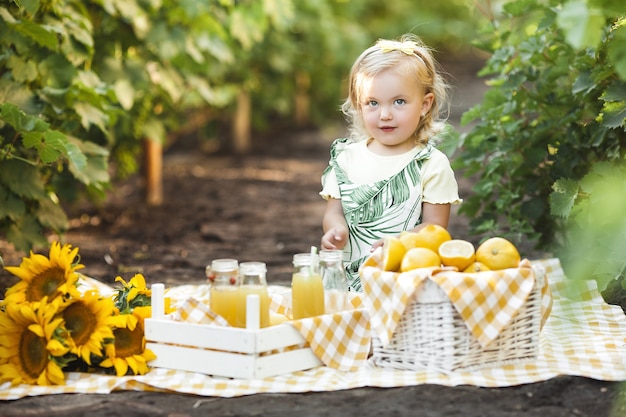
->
[144,138,163,206]
[295,71,311,127]
[233,90,251,154]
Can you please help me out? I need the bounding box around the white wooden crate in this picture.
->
[145,284,323,379]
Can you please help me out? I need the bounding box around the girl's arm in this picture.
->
[321,198,349,250]
[415,202,451,230]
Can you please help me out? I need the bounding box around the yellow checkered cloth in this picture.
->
[2,258,625,401]
[269,290,370,371]
[172,297,230,327]
[290,310,370,371]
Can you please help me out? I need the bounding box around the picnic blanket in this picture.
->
[2,258,626,400]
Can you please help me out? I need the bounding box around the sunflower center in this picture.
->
[27,267,66,302]
[113,326,143,357]
[20,330,48,379]
[63,302,96,346]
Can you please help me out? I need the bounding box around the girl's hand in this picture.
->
[321,227,348,250]
[370,238,384,252]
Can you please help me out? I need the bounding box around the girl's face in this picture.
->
[360,68,433,155]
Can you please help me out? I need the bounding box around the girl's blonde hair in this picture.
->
[341,34,450,145]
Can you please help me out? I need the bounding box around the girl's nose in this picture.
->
[380,106,392,120]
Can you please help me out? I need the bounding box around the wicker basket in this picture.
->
[370,267,545,373]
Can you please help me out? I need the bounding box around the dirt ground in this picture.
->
[1,55,626,416]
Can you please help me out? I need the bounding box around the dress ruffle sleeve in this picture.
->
[421,149,463,205]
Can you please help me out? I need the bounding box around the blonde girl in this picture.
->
[320,34,462,291]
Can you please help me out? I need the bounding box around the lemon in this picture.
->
[438,239,476,270]
[462,261,491,273]
[476,237,521,270]
[399,231,421,250]
[400,247,441,272]
[269,312,289,326]
[399,224,452,252]
[382,236,406,272]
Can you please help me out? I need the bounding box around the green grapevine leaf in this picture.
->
[557,0,605,49]
[0,185,26,220]
[6,215,48,253]
[550,179,580,219]
[36,196,69,231]
[13,19,58,50]
[0,160,46,199]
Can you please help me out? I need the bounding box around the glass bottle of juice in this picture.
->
[291,252,325,319]
[319,249,349,313]
[206,258,239,326]
[236,261,270,328]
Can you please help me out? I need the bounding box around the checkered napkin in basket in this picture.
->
[171,297,230,326]
[429,259,537,348]
[360,259,437,347]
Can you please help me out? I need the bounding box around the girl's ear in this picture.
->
[422,92,435,114]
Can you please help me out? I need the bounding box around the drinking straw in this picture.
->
[310,245,318,276]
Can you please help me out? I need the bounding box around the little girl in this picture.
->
[320,34,462,291]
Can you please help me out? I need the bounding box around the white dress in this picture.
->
[320,138,462,291]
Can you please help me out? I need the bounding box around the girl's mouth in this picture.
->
[380,126,395,132]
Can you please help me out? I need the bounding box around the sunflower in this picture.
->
[100,309,156,376]
[3,242,83,305]
[0,300,71,385]
[60,290,115,365]
[114,273,151,313]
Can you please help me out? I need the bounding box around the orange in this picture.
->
[400,247,441,272]
[381,236,406,272]
[463,261,491,273]
[438,239,476,270]
[476,237,521,270]
[399,224,452,252]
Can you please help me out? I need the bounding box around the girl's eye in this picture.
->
[394,99,406,105]
[367,100,378,107]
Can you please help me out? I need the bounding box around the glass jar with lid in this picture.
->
[236,261,269,328]
[291,252,325,319]
[206,258,239,326]
[319,249,349,313]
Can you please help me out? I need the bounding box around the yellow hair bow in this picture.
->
[376,39,418,56]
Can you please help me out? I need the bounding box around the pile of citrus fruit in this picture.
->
[381,224,521,273]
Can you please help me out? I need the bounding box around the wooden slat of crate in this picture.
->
[146,340,321,379]
[144,317,313,353]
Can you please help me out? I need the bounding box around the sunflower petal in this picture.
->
[143,348,157,362]
[46,361,66,385]
[115,276,128,286]
[126,355,139,374]
[129,274,147,289]
[128,287,139,300]
[133,306,151,322]
[47,339,70,356]
[28,323,45,338]
[113,357,129,376]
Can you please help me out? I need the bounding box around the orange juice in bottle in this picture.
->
[206,258,239,326]
[210,285,239,326]
[291,250,325,319]
[236,262,270,328]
